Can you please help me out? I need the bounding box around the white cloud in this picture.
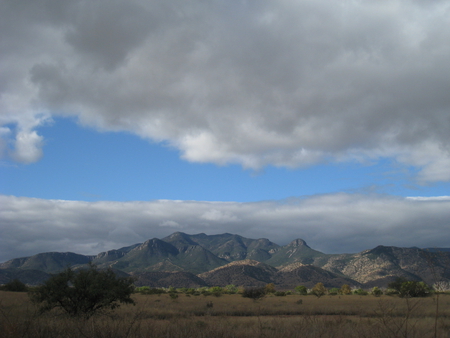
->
[406,196,450,201]
[11,130,44,163]
[159,220,181,228]
[1,0,450,181]
[1,194,450,262]
[201,209,239,223]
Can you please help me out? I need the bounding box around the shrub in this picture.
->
[295,285,308,295]
[328,288,339,295]
[242,287,266,300]
[224,284,238,294]
[135,286,165,295]
[311,283,327,298]
[399,281,430,298]
[388,277,408,293]
[353,288,368,295]
[264,283,276,294]
[135,286,150,293]
[372,287,383,297]
[1,279,28,292]
[29,264,135,318]
[274,291,286,296]
[339,284,352,295]
[385,288,399,296]
[209,286,223,297]
[388,278,430,297]
[433,281,450,293]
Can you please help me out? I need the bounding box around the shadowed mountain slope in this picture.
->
[106,236,228,274]
[0,268,50,286]
[0,252,92,274]
[182,232,280,262]
[92,244,141,264]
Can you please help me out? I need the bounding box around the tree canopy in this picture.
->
[29,264,135,318]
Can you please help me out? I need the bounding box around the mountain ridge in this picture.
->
[1,232,449,288]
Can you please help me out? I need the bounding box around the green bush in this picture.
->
[209,286,223,297]
[387,277,408,293]
[29,265,135,318]
[388,277,430,298]
[274,291,286,296]
[224,284,238,294]
[135,286,165,295]
[385,288,399,296]
[328,288,340,295]
[295,285,308,295]
[353,289,368,295]
[371,287,383,297]
[399,281,430,298]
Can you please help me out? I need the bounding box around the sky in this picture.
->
[1,0,450,263]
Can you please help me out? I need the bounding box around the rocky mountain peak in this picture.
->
[288,239,310,248]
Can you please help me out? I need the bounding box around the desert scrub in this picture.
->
[2,291,450,338]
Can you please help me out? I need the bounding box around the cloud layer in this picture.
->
[2,194,450,262]
[1,0,450,180]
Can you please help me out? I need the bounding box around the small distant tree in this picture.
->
[372,287,383,297]
[264,283,276,294]
[311,283,327,298]
[1,279,28,292]
[29,264,135,318]
[295,285,308,295]
[388,277,408,293]
[433,281,450,293]
[339,284,352,295]
[399,281,430,298]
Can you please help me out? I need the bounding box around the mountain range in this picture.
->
[1,232,449,289]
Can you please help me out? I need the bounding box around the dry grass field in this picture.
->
[1,291,450,338]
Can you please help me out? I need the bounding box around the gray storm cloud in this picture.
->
[1,0,450,180]
[1,194,450,262]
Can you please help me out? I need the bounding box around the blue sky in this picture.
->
[3,117,448,203]
[1,0,450,262]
